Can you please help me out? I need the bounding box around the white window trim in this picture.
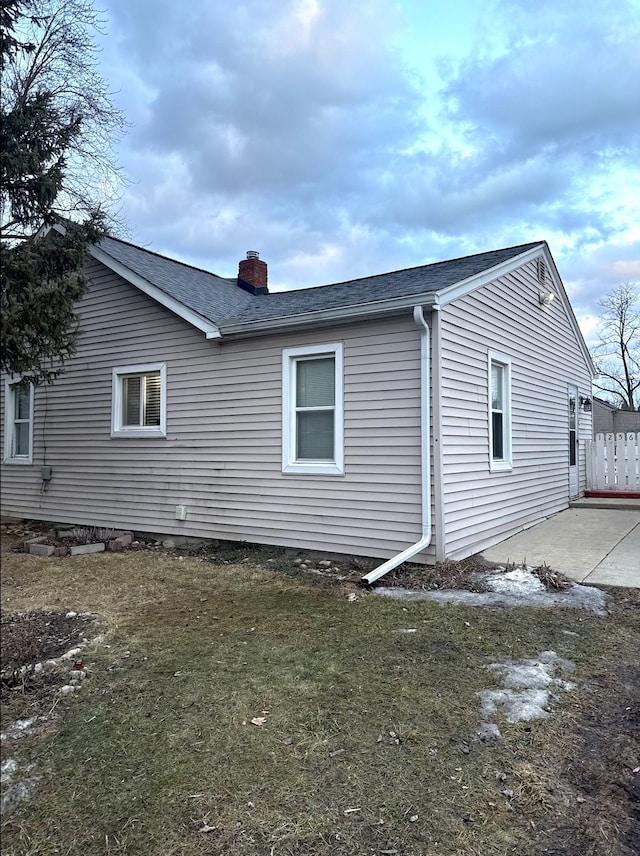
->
[282,343,344,476]
[488,351,512,472]
[3,377,34,464]
[111,362,167,438]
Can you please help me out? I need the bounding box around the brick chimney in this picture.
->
[238,250,268,295]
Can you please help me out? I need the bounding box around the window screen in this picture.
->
[14,385,31,456]
[491,363,504,460]
[295,357,335,460]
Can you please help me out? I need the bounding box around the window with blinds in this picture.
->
[112,363,166,437]
[122,372,161,427]
[282,344,344,475]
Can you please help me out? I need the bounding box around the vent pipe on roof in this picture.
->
[238,251,268,295]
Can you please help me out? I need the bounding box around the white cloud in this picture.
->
[97,0,640,315]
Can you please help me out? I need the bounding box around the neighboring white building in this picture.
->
[1,238,595,572]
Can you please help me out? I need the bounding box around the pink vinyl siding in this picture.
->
[438,259,593,559]
[1,258,430,561]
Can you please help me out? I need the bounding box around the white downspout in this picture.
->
[361,305,432,585]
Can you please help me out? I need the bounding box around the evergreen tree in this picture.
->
[1,0,124,384]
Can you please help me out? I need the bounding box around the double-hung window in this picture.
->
[488,352,512,471]
[111,363,166,437]
[3,379,34,463]
[282,343,344,475]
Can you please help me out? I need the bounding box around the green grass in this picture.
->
[1,547,638,856]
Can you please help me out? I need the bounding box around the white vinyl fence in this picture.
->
[586,432,640,492]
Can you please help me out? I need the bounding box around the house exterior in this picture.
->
[1,237,595,575]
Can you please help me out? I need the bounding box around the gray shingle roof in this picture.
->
[96,236,543,329]
[98,236,255,324]
[230,242,543,324]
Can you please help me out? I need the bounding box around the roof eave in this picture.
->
[89,244,221,339]
[218,292,441,336]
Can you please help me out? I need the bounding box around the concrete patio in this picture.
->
[481,499,640,588]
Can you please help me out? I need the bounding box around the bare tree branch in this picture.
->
[1,0,127,237]
[592,283,640,409]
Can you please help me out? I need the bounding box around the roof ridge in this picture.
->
[267,240,545,296]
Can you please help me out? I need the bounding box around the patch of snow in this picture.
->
[478,688,552,723]
[0,715,56,742]
[0,718,35,740]
[489,662,554,689]
[476,650,576,728]
[374,566,608,615]
[1,778,36,815]
[0,758,36,815]
[484,567,544,595]
[488,651,575,690]
[1,759,18,781]
[10,717,36,732]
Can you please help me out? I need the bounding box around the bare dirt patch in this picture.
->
[560,659,640,856]
[383,555,497,591]
[1,611,100,707]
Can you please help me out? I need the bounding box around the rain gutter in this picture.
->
[361,303,435,585]
[218,293,439,337]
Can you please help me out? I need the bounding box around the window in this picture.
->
[111,363,166,437]
[4,379,34,464]
[282,343,343,475]
[568,388,577,468]
[488,352,512,471]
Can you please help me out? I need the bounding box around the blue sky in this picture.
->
[97,0,640,339]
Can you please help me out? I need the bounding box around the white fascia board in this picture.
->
[89,245,221,339]
[219,292,439,336]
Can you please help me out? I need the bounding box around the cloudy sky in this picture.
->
[97,0,640,338]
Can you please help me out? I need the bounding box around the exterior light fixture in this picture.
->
[538,290,554,307]
[579,396,592,412]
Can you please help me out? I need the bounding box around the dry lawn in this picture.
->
[1,532,638,856]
